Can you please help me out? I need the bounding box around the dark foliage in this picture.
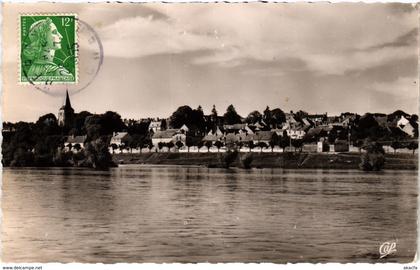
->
[222,149,238,168]
[359,140,385,171]
[241,153,253,169]
[223,105,242,125]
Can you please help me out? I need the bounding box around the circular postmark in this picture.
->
[20,16,103,97]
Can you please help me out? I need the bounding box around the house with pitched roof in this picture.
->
[110,132,131,146]
[152,128,187,146]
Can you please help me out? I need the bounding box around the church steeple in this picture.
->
[58,90,75,127]
[64,90,72,109]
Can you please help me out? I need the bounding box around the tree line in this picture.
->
[2,104,418,169]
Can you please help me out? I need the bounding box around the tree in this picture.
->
[248,141,254,152]
[128,139,138,153]
[197,140,204,151]
[390,140,402,154]
[175,141,184,149]
[101,111,126,135]
[158,142,165,151]
[127,121,150,135]
[73,111,92,135]
[118,143,125,153]
[169,105,193,128]
[258,142,268,152]
[263,106,273,127]
[35,113,60,137]
[328,129,338,144]
[407,141,418,155]
[10,148,35,167]
[211,105,218,117]
[214,141,223,152]
[271,108,286,127]
[210,105,219,130]
[241,153,253,169]
[185,136,194,152]
[84,115,103,141]
[360,140,385,171]
[34,135,64,166]
[169,105,205,133]
[269,138,276,152]
[167,141,175,152]
[291,139,303,152]
[295,110,308,120]
[122,135,134,153]
[111,143,118,154]
[387,110,410,122]
[353,140,363,153]
[205,141,213,152]
[222,149,238,168]
[354,113,379,140]
[84,136,115,170]
[223,105,242,125]
[245,110,262,124]
[190,106,206,133]
[280,132,290,152]
[160,119,167,131]
[73,143,82,152]
[130,134,145,153]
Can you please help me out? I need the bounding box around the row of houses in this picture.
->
[61,113,417,154]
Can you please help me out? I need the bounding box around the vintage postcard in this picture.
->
[1,2,418,267]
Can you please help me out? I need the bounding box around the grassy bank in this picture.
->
[113,152,418,170]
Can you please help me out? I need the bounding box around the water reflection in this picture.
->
[2,166,417,263]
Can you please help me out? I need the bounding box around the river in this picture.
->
[1,166,417,263]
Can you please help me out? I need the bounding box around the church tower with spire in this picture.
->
[58,90,75,127]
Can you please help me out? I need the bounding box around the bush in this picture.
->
[52,149,73,166]
[241,153,253,169]
[359,140,385,171]
[222,149,238,168]
[85,136,116,170]
[10,148,34,167]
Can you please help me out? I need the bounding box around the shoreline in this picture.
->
[112,152,418,170]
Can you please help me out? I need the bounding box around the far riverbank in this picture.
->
[112,152,418,170]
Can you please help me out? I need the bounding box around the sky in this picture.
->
[2,3,419,122]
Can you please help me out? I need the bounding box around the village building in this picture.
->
[397,116,410,128]
[179,124,189,133]
[251,131,276,145]
[307,113,327,126]
[285,114,299,128]
[401,122,416,137]
[64,135,86,152]
[148,119,166,133]
[110,132,131,146]
[152,128,187,146]
[223,123,247,132]
[285,127,306,140]
[301,118,313,128]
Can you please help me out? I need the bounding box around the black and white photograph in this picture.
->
[1,2,418,266]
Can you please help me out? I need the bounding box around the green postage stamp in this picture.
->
[20,14,78,84]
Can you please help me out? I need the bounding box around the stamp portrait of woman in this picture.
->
[23,17,74,80]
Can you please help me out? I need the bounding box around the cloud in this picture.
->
[370,76,418,99]
[304,45,417,75]
[94,3,418,76]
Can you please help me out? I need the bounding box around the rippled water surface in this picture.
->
[2,166,417,263]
